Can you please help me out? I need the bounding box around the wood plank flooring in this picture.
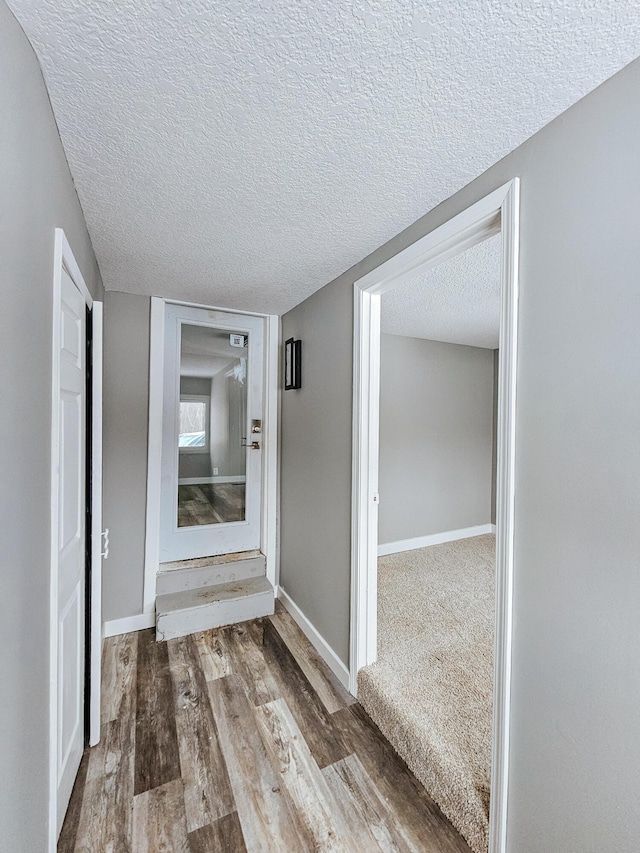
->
[60,602,472,852]
[178,484,246,527]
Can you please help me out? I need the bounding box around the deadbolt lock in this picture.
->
[251,419,262,433]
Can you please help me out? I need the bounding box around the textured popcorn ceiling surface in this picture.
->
[382,235,501,349]
[8,1,640,315]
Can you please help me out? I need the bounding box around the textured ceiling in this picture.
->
[381,234,501,348]
[8,1,640,315]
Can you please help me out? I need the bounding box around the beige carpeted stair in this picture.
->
[357,535,495,853]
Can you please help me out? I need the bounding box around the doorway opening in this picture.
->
[360,233,501,853]
[350,180,519,853]
[49,229,104,852]
[144,299,279,615]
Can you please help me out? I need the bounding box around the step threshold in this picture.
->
[159,550,262,573]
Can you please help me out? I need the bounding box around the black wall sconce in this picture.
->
[284,338,302,389]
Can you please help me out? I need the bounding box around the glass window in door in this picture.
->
[177,324,248,528]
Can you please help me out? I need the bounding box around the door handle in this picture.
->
[241,438,260,449]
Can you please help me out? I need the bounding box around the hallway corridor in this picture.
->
[59,604,471,852]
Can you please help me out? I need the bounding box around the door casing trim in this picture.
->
[89,300,103,749]
[349,180,520,853]
[144,299,279,613]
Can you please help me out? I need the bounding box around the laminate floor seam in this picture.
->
[59,604,472,852]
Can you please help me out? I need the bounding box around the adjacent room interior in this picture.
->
[357,234,501,853]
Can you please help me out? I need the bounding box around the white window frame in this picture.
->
[178,393,210,454]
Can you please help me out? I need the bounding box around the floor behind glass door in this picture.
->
[177,482,246,526]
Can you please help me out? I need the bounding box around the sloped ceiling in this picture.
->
[8,0,640,315]
[381,234,501,348]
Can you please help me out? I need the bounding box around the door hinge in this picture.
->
[101,528,110,559]
[373,493,379,504]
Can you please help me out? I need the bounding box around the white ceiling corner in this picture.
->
[8,0,640,318]
[381,233,502,348]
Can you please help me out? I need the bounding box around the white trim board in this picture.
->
[378,523,495,557]
[103,612,156,638]
[350,179,520,853]
[164,297,272,317]
[277,587,350,690]
[262,314,280,591]
[143,296,165,613]
[89,301,103,748]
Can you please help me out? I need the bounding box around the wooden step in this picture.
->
[156,576,275,641]
[156,552,265,596]
[159,550,261,572]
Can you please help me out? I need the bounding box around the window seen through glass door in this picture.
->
[179,398,207,448]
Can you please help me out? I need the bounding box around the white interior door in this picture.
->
[56,267,86,832]
[160,304,265,562]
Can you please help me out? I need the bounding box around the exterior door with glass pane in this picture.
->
[159,303,264,561]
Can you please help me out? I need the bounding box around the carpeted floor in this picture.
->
[357,534,495,853]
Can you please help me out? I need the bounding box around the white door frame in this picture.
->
[144,298,279,613]
[89,301,103,747]
[349,179,520,853]
[49,229,103,850]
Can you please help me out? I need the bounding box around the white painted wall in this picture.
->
[491,349,498,525]
[281,58,640,852]
[378,334,494,546]
[102,291,150,621]
[0,4,103,848]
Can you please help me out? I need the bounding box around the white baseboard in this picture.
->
[277,587,350,690]
[103,611,156,637]
[378,523,495,557]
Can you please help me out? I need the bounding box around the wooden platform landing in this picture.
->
[59,602,471,852]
